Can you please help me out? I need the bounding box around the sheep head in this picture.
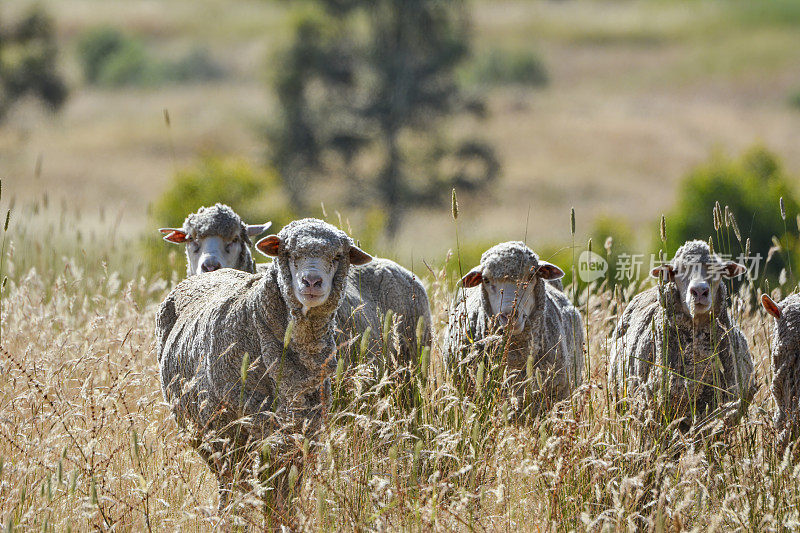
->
[160,203,271,276]
[461,241,563,335]
[257,218,371,316]
[651,240,745,322]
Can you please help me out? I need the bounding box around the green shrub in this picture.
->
[661,146,799,285]
[95,39,157,87]
[77,27,225,87]
[169,48,225,82]
[144,156,296,276]
[444,239,497,284]
[463,47,548,87]
[77,27,127,84]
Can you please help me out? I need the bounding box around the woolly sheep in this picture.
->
[156,218,372,512]
[159,203,271,276]
[163,207,432,366]
[445,241,585,414]
[762,293,800,448]
[334,257,432,366]
[608,240,755,428]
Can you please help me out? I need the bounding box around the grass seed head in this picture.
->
[240,352,250,384]
[571,207,576,236]
[284,319,295,349]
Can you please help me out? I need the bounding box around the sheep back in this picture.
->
[338,258,432,365]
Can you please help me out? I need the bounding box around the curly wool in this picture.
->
[181,204,255,275]
[671,239,717,267]
[156,218,353,504]
[769,293,800,447]
[338,258,432,365]
[479,241,540,281]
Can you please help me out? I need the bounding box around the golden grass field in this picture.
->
[2,204,799,530]
[3,0,800,530]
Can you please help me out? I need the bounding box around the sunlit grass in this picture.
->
[1,198,799,530]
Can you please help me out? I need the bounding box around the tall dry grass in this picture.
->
[2,198,800,531]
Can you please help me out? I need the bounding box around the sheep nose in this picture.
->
[201,259,221,272]
[690,286,709,299]
[302,274,323,288]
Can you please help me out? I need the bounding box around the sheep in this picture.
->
[162,207,432,367]
[608,240,755,429]
[445,241,585,415]
[159,203,271,276]
[337,257,432,367]
[156,218,372,513]
[761,293,800,449]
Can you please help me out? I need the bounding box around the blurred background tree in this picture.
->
[267,0,499,238]
[0,7,67,121]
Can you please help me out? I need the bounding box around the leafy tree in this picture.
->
[0,7,67,121]
[268,0,499,237]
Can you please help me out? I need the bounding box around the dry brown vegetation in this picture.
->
[2,198,800,530]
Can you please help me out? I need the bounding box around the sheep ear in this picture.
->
[650,264,674,281]
[461,266,483,288]
[349,245,372,265]
[723,261,746,278]
[160,228,189,244]
[536,261,564,280]
[255,235,282,257]
[761,294,782,319]
[246,222,272,237]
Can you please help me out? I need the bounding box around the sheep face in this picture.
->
[159,203,271,276]
[191,234,243,274]
[482,276,537,334]
[462,241,564,335]
[650,240,744,321]
[256,219,372,315]
[287,241,342,312]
